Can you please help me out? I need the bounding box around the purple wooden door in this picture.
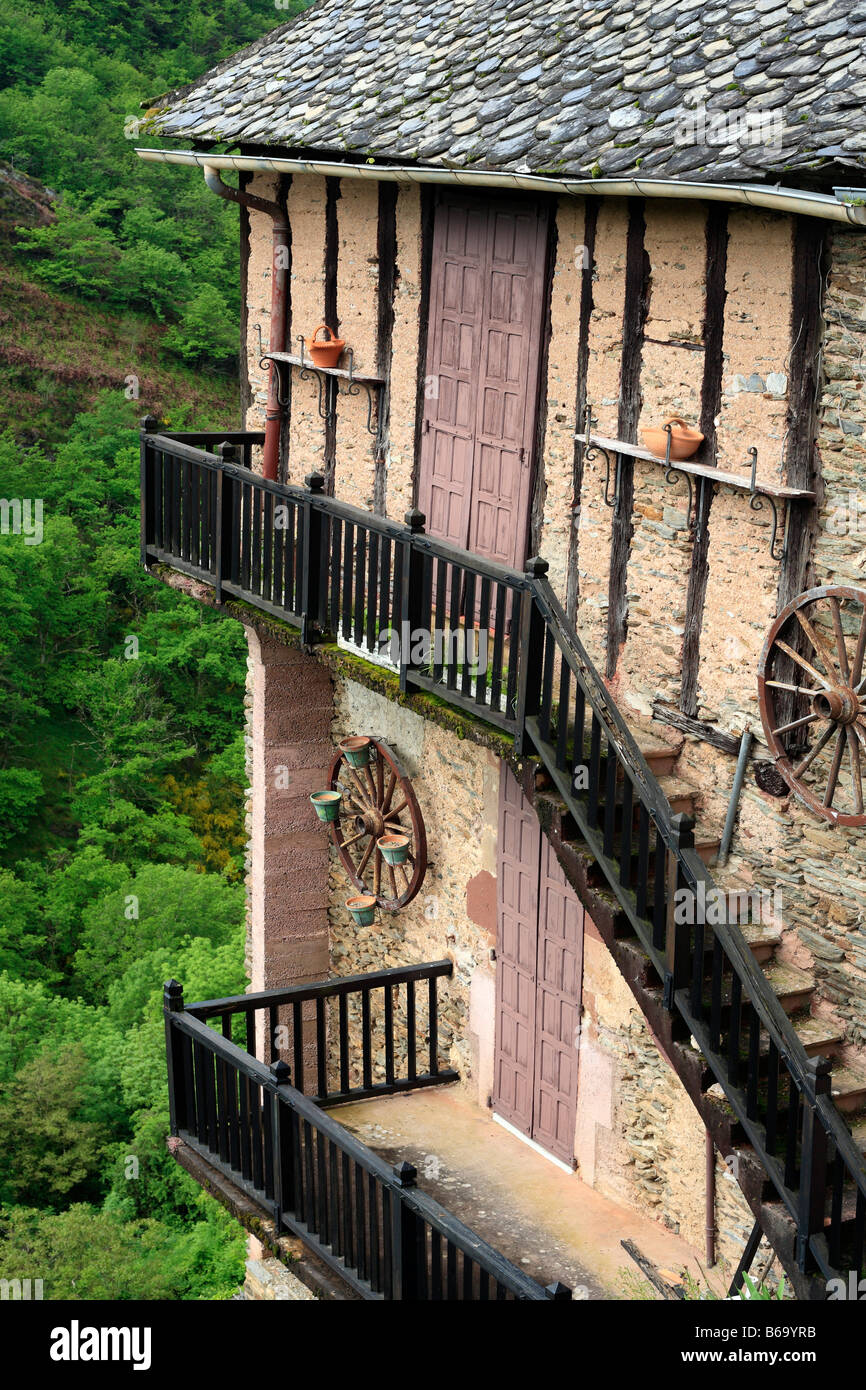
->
[494,765,583,1165]
[419,194,549,570]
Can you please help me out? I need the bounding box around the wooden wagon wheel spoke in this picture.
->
[775,638,833,690]
[823,729,847,809]
[827,596,852,682]
[759,585,866,827]
[853,610,866,687]
[326,736,428,908]
[792,723,835,779]
[847,727,864,815]
[772,712,819,739]
[794,607,842,682]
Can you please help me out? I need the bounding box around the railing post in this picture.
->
[797,1056,831,1271]
[300,471,327,646]
[213,442,238,603]
[139,415,160,566]
[545,1280,573,1301]
[269,1059,292,1230]
[163,979,185,1136]
[514,557,548,756]
[389,1160,419,1300]
[399,509,426,694]
[662,813,695,1010]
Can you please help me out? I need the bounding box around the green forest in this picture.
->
[0,0,306,1298]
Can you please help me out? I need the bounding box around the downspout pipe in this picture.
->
[203,166,289,481]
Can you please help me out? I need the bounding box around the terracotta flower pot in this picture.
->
[641,415,704,461]
[346,894,377,926]
[308,322,346,368]
[339,735,372,768]
[310,790,341,822]
[378,833,410,865]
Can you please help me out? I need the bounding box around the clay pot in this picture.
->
[641,416,704,461]
[378,833,410,865]
[310,790,341,822]
[346,894,377,926]
[339,735,372,768]
[308,323,346,368]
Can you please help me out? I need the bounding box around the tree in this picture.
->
[0,1045,110,1206]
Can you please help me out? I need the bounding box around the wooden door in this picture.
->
[419,193,549,570]
[494,765,583,1166]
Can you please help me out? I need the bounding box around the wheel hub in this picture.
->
[811,687,861,726]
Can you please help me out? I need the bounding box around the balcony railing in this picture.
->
[143,423,866,1293]
[164,966,571,1301]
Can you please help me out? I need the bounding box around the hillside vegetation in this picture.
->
[0,0,307,1298]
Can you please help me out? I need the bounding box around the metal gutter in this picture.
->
[135,147,866,226]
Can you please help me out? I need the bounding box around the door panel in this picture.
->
[419,193,549,573]
[531,839,584,1163]
[494,765,583,1165]
[493,764,541,1137]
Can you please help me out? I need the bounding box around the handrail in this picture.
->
[143,424,866,1286]
[164,979,568,1300]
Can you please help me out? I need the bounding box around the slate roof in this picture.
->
[145,0,866,183]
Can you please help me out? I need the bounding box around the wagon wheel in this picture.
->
[328,737,427,909]
[758,585,866,827]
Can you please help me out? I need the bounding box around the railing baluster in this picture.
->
[710,937,724,1053]
[784,1071,800,1189]
[727,973,742,1085]
[385,985,395,1086]
[489,583,507,712]
[304,1119,316,1233]
[250,1080,264,1193]
[602,739,617,859]
[537,627,556,745]
[316,997,328,1099]
[354,525,367,647]
[505,588,521,723]
[339,993,350,1096]
[240,482,251,590]
[429,976,439,1077]
[366,531,379,652]
[635,802,650,917]
[362,986,373,1090]
[379,536,392,650]
[407,979,416,1082]
[474,576,491,707]
[251,484,262,593]
[620,772,634,889]
[292,999,304,1094]
[746,1005,761,1120]
[587,714,603,826]
[797,1058,831,1270]
[447,563,462,692]
[341,521,354,638]
[555,656,571,772]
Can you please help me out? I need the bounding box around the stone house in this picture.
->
[141,0,866,1300]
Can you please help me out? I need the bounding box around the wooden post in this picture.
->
[389,1160,418,1300]
[213,442,237,604]
[514,557,548,756]
[399,509,426,693]
[139,415,159,567]
[269,1059,292,1230]
[797,1056,831,1271]
[300,471,326,646]
[663,813,695,1010]
[163,980,185,1136]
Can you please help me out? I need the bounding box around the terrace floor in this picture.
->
[337,1085,719,1300]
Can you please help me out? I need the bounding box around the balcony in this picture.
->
[163,964,573,1301]
[144,422,866,1297]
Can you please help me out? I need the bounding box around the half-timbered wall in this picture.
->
[240,174,866,1072]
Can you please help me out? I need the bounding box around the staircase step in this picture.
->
[792,1017,844,1058]
[830,1067,866,1116]
[758,963,815,1015]
[848,1116,866,1155]
[656,774,699,818]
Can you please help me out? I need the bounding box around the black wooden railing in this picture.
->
[143,423,866,1291]
[164,970,570,1301]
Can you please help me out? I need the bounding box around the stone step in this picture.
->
[830,1067,866,1117]
[756,963,816,1016]
[656,774,700,818]
[792,1017,844,1059]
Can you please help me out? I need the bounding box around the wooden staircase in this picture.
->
[529,697,866,1299]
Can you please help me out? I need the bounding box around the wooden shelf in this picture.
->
[574,432,815,502]
[265,351,384,387]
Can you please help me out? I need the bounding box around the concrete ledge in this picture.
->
[168,1137,360,1301]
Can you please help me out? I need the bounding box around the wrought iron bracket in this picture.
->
[579,403,618,507]
[747,446,786,562]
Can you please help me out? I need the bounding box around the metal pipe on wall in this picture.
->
[203,167,289,481]
[705,1130,716,1267]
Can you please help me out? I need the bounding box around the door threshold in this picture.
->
[491,1112,575,1175]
